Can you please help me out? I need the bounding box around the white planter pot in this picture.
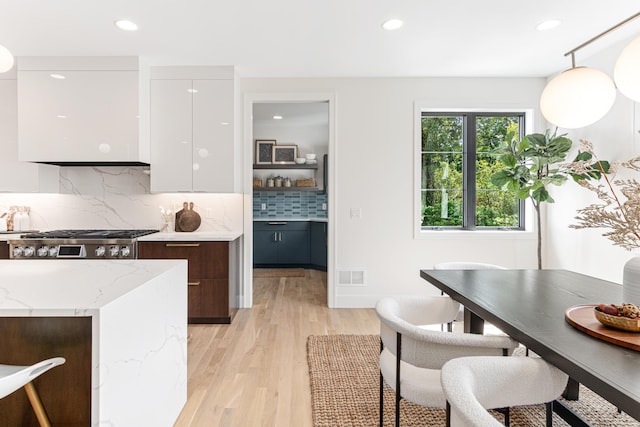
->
[622,257,640,305]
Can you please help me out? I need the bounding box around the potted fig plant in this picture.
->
[490,129,573,269]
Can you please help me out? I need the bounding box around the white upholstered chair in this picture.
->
[433,262,507,333]
[0,357,66,427]
[433,262,507,271]
[376,296,519,427]
[441,356,568,427]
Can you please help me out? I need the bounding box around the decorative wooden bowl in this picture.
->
[594,308,640,333]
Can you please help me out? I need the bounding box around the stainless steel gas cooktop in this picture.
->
[9,229,159,259]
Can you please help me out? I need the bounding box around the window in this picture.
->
[420,112,525,230]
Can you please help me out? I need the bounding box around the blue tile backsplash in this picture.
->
[253,191,328,218]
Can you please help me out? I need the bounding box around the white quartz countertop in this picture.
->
[137,231,242,241]
[0,259,186,316]
[0,233,24,242]
[253,218,327,222]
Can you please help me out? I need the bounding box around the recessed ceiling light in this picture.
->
[536,19,561,31]
[114,19,138,32]
[273,115,283,120]
[50,73,66,79]
[382,19,403,31]
[56,115,67,119]
[187,88,198,93]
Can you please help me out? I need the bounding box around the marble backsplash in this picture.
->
[0,167,243,233]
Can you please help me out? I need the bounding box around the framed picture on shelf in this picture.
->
[255,140,276,164]
[272,145,298,164]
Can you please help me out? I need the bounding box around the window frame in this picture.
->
[414,104,536,239]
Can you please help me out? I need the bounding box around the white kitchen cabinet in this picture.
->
[0,73,58,192]
[17,57,149,165]
[150,66,236,192]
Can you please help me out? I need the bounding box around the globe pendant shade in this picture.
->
[0,44,14,73]
[614,34,640,102]
[540,66,616,129]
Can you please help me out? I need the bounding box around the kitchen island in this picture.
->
[0,259,188,426]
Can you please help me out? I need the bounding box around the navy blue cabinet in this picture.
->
[253,221,310,266]
[310,221,327,270]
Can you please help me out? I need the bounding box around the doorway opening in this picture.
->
[243,94,335,309]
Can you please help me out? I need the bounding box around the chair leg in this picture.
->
[24,382,52,427]
[396,332,402,427]
[546,402,553,427]
[379,369,384,427]
[445,401,451,427]
[504,407,510,427]
[380,338,384,427]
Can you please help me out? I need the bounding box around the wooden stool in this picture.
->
[0,357,66,427]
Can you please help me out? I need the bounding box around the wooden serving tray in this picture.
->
[565,304,640,352]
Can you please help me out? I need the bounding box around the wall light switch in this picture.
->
[350,208,362,219]
[205,208,214,218]
[322,203,327,210]
[261,203,267,211]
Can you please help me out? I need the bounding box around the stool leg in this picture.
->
[24,382,52,427]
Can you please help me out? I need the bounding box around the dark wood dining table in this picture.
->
[420,268,640,425]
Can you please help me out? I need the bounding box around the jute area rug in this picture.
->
[307,334,639,427]
[253,268,306,278]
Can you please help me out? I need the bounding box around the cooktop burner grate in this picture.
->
[20,229,159,239]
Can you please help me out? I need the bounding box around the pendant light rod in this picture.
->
[564,11,640,60]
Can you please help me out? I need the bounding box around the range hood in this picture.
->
[34,161,150,167]
[17,56,150,166]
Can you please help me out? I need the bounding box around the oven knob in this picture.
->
[120,246,131,257]
[23,246,35,257]
[95,246,106,257]
[48,246,58,257]
[12,246,23,257]
[37,246,49,257]
[109,245,120,257]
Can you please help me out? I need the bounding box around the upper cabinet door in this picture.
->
[17,57,142,164]
[150,79,194,191]
[192,79,234,192]
[149,66,236,193]
[0,78,58,192]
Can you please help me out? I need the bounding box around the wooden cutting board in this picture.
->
[565,304,640,351]
[177,202,201,232]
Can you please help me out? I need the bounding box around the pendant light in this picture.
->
[540,12,640,129]
[540,55,616,129]
[614,34,640,102]
[0,44,14,73]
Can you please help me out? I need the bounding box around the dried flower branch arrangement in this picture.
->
[566,140,640,250]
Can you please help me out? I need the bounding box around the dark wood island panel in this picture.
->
[0,317,92,426]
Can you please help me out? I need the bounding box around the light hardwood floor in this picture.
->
[173,269,380,427]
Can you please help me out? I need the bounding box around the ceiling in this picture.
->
[1,0,639,78]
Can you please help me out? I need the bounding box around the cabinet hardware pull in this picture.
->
[165,243,201,247]
[188,281,201,286]
[267,222,288,225]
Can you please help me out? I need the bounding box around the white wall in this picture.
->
[545,36,640,284]
[241,77,547,307]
